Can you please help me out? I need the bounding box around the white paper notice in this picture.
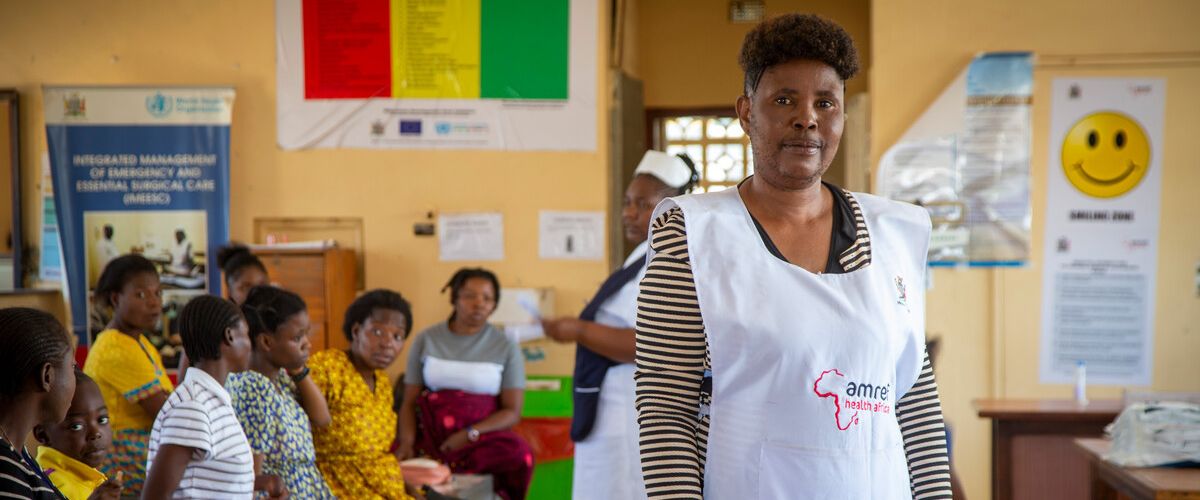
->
[877,53,1033,265]
[1039,78,1164,386]
[538,211,604,260]
[438,213,504,261]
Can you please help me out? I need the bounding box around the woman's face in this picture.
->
[263,310,312,371]
[350,309,407,370]
[622,175,670,244]
[736,59,844,190]
[453,277,497,329]
[111,272,162,332]
[228,267,269,306]
[223,319,253,372]
[41,349,77,425]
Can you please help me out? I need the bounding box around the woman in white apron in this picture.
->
[542,150,697,500]
[633,14,955,499]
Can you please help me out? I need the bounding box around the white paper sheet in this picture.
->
[538,210,604,260]
[438,212,504,261]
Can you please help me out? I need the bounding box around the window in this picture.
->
[651,114,753,193]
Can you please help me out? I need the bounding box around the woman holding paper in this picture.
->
[541,151,697,500]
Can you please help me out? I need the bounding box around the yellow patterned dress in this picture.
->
[82,329,174,496]
[309,349,414,500]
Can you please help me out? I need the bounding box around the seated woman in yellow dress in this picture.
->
[82,255,174,496]
[309,289,421,500]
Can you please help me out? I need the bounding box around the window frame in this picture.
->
[645,107,753,193]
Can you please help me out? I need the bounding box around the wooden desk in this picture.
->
[975,399,1123,500]
[1075,438,1200,500]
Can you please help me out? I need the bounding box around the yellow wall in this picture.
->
[872,1,1200,498]
[634,0,870,108]
[0,1,612,378]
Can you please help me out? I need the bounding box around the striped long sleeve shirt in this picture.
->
[634,189,953,499]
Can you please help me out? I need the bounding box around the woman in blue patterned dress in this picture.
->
[226,285,335,499]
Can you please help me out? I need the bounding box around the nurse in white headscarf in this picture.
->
[541,150,697,500]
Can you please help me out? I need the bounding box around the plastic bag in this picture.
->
[1104,401,1200,467]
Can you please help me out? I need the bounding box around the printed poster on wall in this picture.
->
[275,0,598,151]
[538,210,604,260]
[43,86,234,368]
[877,52,1033,267]
[1039,78,1164,385]
[439,212,504,261]
[39,152,65,285]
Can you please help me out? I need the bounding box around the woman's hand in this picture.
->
[394,440,414,460]
[87,471,123,499]
[254,473,289,499]
[542,318,585,343]
[438,429,471,453]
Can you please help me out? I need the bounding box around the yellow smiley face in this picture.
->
[1061,111,1151,198]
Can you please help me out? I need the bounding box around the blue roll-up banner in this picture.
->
[43,87,234,364]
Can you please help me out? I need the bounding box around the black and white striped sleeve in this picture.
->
[897,353,954,499]
[156,399,213,457]
[635,208,708,499]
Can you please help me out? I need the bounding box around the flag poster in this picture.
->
[275,0,598,150]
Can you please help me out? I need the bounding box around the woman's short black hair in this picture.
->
[342,289,413,341]
[94,254,158,307]
[178,296,243,363]
[0,307,73,400]
[738,13,860,94]
[241,285,307,344]
[442,268,501,317]
[216,244,267,285]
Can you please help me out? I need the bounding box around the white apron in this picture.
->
[653,188,930,500]
[572,242,649,500]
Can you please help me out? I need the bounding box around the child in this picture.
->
[227,285,334,498]
[33,370,124,500]
[0,307,76,499]
[141,296,286,500]
[82,254,175,495]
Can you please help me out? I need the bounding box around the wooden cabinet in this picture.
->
[253,247,357,352]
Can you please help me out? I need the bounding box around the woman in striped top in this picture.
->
[0,308,77,500]
[634,14,954,499]
[142,296,286,499]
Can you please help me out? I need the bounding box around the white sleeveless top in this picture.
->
[651,187,930,499]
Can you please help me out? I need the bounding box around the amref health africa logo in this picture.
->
[812,369,893,431]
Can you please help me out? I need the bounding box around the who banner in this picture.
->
[44,86,234,364]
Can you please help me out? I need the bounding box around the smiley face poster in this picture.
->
[1039,79,1164,385]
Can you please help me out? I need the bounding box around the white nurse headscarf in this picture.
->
[633,150,694,190]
